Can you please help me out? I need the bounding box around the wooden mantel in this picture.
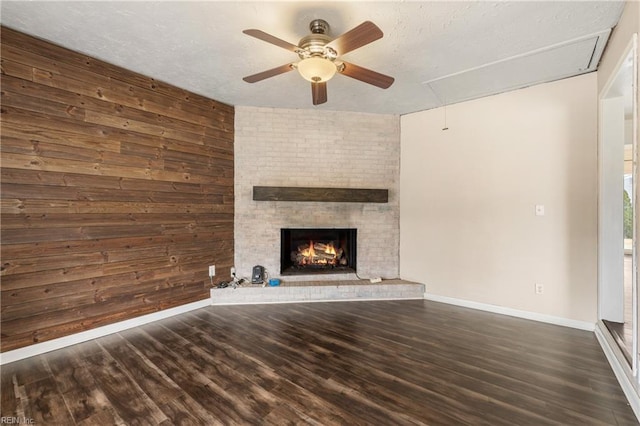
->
[253,186,388,203]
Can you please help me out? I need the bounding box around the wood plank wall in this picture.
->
[0,27,235,352]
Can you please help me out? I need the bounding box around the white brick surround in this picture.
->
[234,106,400,282]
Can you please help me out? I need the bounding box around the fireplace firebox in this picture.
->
[281,228,357,275]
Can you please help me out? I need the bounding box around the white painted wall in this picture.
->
[400,73,598,323]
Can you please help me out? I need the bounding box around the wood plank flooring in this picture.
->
[1,300,637,425]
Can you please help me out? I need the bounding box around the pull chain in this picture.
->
[442,102,449,131]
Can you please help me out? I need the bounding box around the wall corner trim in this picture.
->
[0,298,212,365]
[423,292,595,331]
[595,321,640,422]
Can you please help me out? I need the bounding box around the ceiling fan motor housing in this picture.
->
[298,19,337,60]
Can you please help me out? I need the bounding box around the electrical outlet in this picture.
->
[230,267,236,277]
[535,283,544,294]
[208,265,215,277]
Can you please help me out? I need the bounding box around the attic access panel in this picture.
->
[425,30,610,106]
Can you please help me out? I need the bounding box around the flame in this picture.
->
[300,240,314,258]
[296,240,340,266]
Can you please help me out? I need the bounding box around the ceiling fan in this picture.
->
[242,19,394,105]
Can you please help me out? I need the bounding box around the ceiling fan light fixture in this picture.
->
[297,57,336,82]
[243,19,393,104]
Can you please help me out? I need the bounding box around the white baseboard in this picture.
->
[424,293,595,331]
[595,322,640,421]
[0,298,211,365]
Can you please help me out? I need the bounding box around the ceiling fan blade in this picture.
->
[338,62,394,89]
[243,29,300,52]
[312,81,327,105]
[326,21,383,56]
[243,63,294,83]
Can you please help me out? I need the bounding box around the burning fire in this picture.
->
[293,240,344,266]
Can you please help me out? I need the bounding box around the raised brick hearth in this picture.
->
[210,280,425,305]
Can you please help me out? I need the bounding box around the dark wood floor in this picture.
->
[1,300,637,425]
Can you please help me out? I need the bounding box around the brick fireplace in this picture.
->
[234,106,400,282]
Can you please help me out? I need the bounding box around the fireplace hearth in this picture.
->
[281,228,357,275]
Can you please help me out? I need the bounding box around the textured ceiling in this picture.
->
[0,1,625,115]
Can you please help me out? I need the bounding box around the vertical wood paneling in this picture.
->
[0,26,234,352]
